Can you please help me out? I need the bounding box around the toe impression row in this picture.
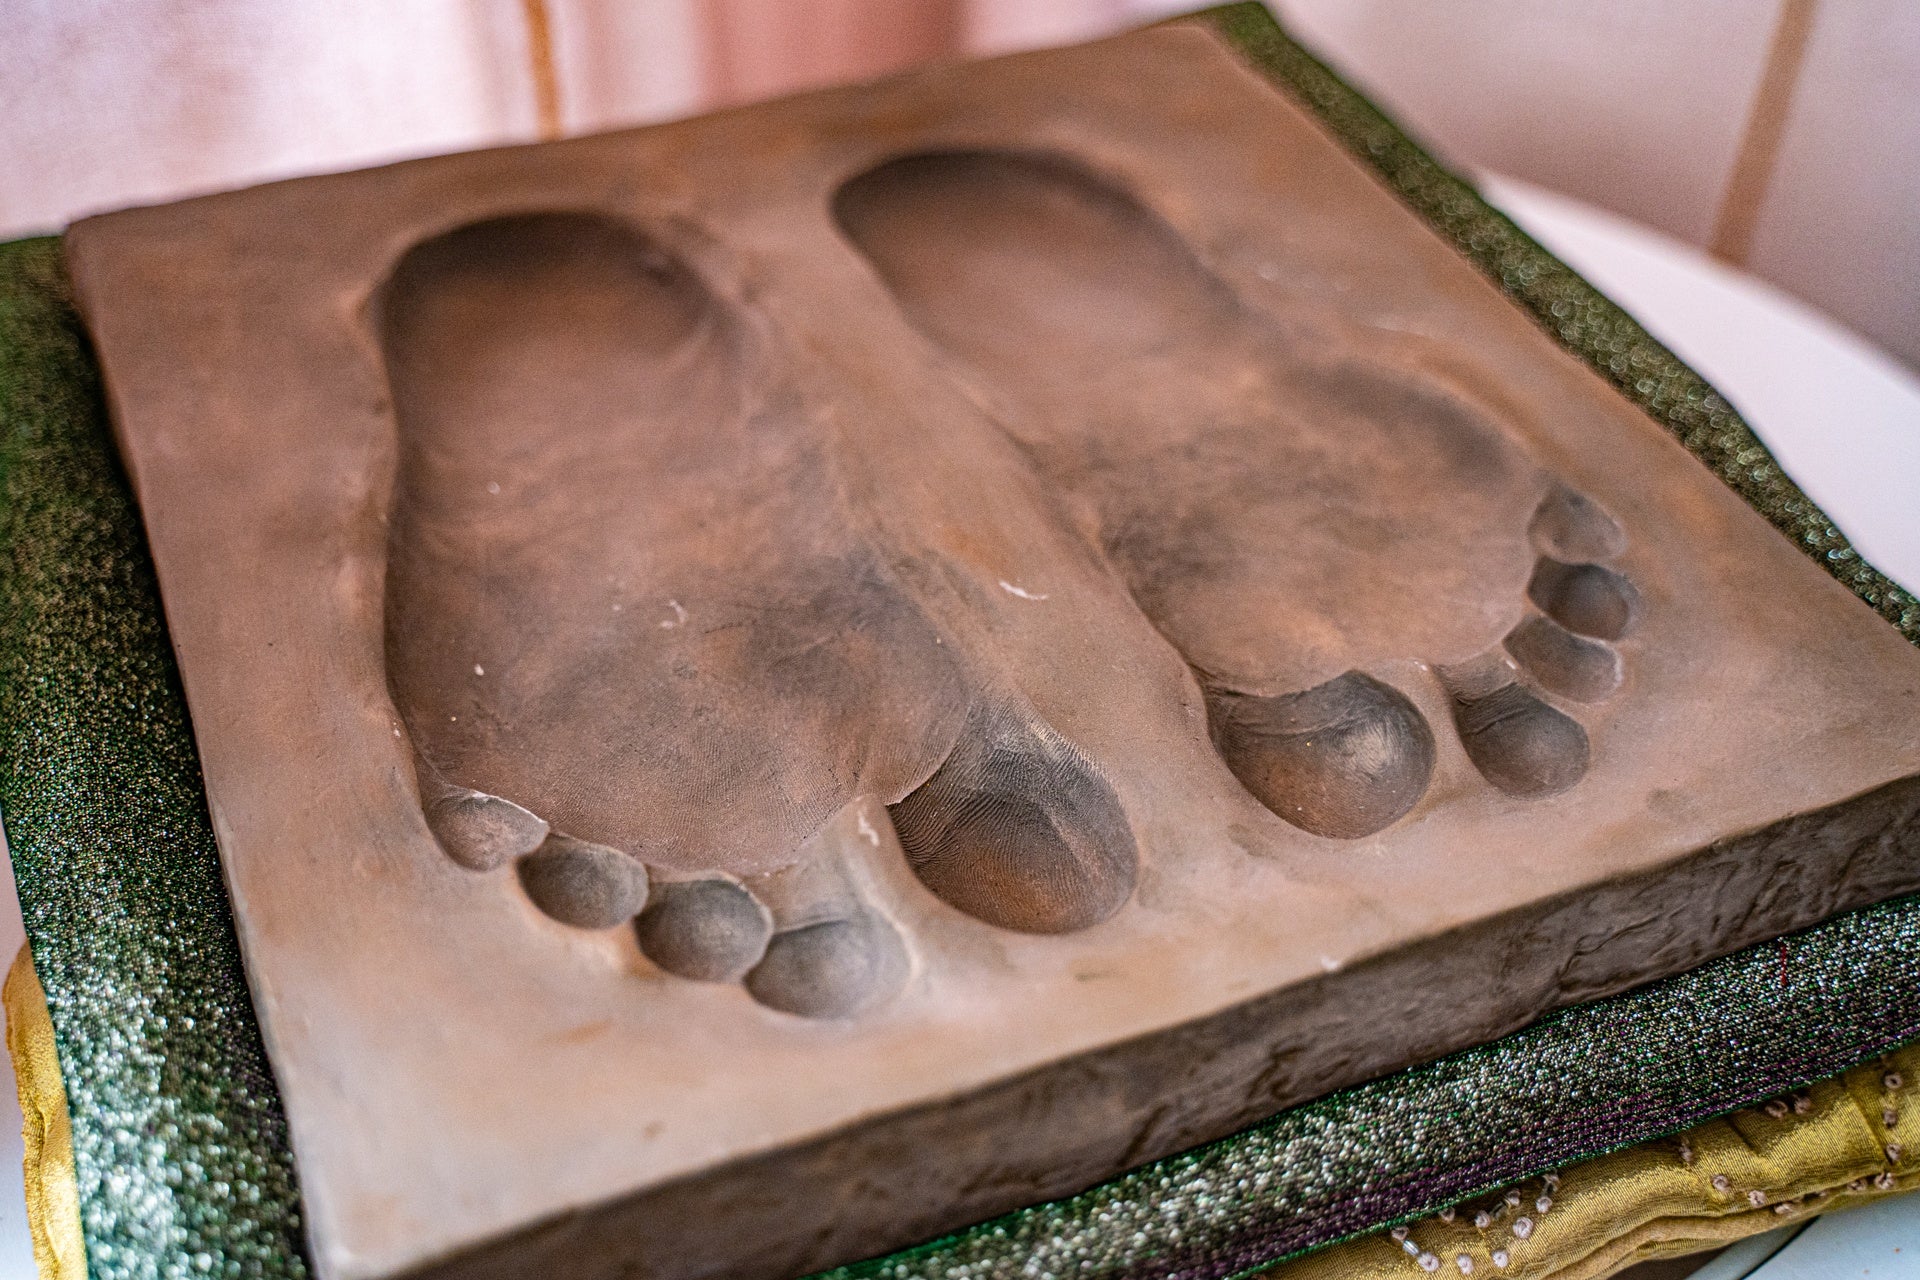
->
[1446,486,1638,799]
[425,772,907,1020]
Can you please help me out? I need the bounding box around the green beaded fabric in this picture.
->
[0,239,309,1279]
[0,6,1914,1280]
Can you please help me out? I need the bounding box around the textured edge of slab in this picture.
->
[401,773,1920,1280]
[15,5,1920,1274]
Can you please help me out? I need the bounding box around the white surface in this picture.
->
[1687,1224,1803,1280]
[1482,173,1920,595]
[1265,0,1780,247]
[0,834,27,1280]
[0,3,545,238]
[1689,1194,1920,1278]
[1750,1193,1920,1277]
[0,181,1913,1280]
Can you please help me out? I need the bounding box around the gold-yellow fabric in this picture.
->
[6,944,87,1280]
[1264,1041,1920,1279]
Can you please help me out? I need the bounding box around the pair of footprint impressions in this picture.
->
[381,151,1640,1019]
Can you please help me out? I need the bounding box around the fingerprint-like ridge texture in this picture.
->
[891,704,1138,934]
[1451,682,1591,798]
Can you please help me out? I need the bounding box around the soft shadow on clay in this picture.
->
[835,150,1643,832]
[376,212,926,1017]
[375,211,1147,1017]
[834,152,1436,837]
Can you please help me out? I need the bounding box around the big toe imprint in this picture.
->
[890,702,1137,934]
[1207,673,1435,840]
[378,211,1142,1017]
[837,149,1642,833]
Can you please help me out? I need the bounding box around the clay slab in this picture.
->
[63,18,1920,1280]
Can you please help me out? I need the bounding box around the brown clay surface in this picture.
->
[62,19,1920,1280]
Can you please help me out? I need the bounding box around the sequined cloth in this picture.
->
[0,6,1915,1279]
[0,240,308,1279]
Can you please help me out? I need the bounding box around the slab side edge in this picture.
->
[397,773,1920,1280]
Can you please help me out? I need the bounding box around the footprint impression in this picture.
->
[378,156,1640,1021]
[833,151,1639,836]
[380,213,1134,1019]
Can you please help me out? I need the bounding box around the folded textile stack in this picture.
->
[1,6,1916,1280]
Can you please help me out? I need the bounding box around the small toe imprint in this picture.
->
[517,834,650,929]
[1504,616,1622,703]
[1529,484,1627,563]
[1448,680,1590,798]
[745,910,908,1019]
[1209,671,1435,839]
[1528,559,1639,641]
[1448,485,1627,795]
[636,879,772,982]
[425,787,550,871]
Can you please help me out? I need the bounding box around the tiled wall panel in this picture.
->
[1,1,1913,368]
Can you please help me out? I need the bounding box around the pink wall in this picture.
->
[1263,0,1920,375]
[2,0,1913,369]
